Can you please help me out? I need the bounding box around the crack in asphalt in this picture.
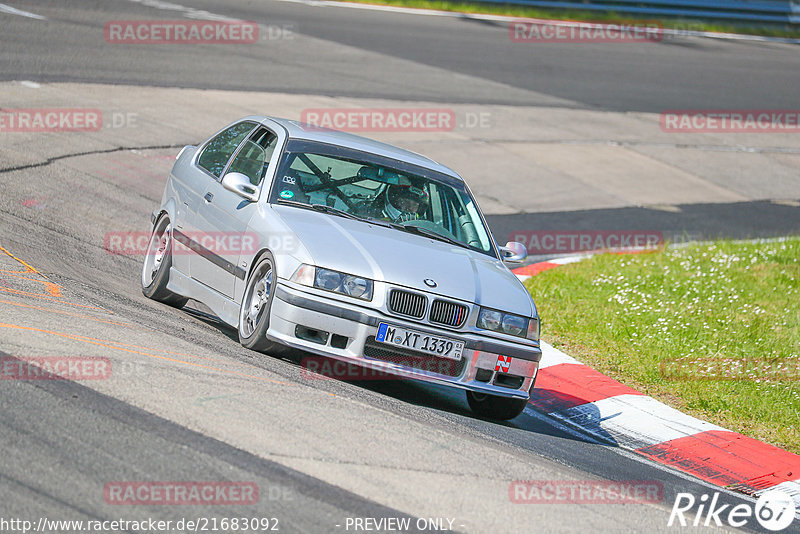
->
[0,144,186,175]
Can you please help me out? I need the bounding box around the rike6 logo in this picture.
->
[669,489,796,531]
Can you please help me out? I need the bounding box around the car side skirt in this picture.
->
[166,266,240,327]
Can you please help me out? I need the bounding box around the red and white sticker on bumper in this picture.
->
[495,355,512,373]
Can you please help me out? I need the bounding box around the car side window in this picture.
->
[227,128,278,186]
[197,122,255,178]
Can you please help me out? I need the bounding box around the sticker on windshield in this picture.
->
[279,190,294,199]
[282,175,296,185]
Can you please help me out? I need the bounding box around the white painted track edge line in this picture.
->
[0,3,46,20]
[538,340,581,368]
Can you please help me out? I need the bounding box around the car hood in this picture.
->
[272,205,535,317]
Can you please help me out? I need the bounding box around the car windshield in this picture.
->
[269,141,496,256]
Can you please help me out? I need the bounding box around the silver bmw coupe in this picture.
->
[143,116,541,420]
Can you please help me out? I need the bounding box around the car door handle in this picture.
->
[203,192,214,203]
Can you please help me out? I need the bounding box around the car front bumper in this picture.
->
[266,282,541,399]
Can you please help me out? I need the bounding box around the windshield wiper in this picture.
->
[308,203,363,221]
[278,199,360,221]
[279,200,396,226]
[396,224,471,250]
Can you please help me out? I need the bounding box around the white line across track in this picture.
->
[0,3,46,20]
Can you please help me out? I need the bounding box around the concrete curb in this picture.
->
[514,254,800,511]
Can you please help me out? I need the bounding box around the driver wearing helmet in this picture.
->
[383,183,429,222]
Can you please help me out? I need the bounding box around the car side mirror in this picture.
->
[499,241,527,264]
[222,172,259,202]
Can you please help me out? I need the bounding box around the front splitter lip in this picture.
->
[274,334,532,399]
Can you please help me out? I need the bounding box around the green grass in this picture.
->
[525,238,800,454]
[337,0,800,39]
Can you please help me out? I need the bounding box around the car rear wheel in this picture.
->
[238,252,281,353]
[141,215,188,308]
[466,390,528,421]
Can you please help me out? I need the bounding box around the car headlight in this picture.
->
[502,314,527,337]
[477,307,537,340]
[341,275,370,298]
[477,309,502,331]
[315,269,342,291]
[291,264,373,301]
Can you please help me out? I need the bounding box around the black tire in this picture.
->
[466,390,528,421]
[238,251,282,353]
[141,214,188,308]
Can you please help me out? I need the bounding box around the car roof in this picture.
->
[245,115,463,181]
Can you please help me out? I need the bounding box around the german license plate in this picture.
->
[376,323,464,361]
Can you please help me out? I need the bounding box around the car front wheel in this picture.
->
[238,251,281,353]
[466,390,528,421]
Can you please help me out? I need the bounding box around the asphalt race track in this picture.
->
[1,1,799,533]
[4,0,800,111]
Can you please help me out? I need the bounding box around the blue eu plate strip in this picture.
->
[376,323,388,342]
